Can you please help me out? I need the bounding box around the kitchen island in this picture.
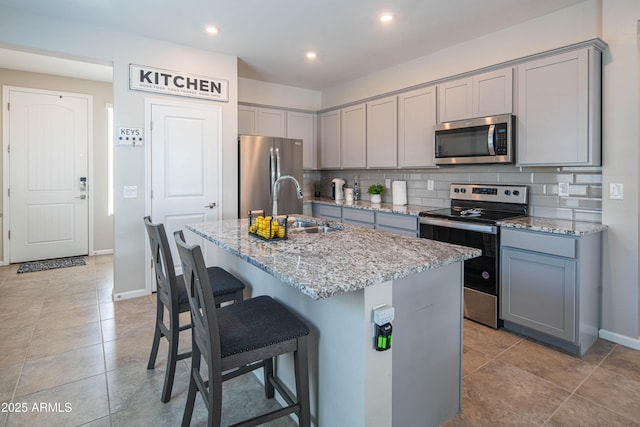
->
[185,216,480,427]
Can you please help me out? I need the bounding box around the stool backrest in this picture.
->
[174,230,222,364]
[144,216,180,308]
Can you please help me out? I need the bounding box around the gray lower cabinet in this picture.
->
[312,203,342,221]
[375,211,418,237]
[342,207,375,229]
[500,228,601,355]
[312,203,418,236]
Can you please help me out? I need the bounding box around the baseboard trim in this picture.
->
[599,329,640,350]
[113,288,149,301]
[92,249,114,256]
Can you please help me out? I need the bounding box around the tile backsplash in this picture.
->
[304,165,603,223]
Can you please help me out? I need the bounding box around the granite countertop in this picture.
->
[309,197,435,216]
[186,216,480,300]
[498,217,608,236]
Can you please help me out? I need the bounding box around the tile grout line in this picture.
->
[95,263,114,427]
[540,343,620,425]
[5,275,48,425]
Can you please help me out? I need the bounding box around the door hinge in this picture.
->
[7,188,9,197]
[7,230,10,240]
[150,189,153,199]
[6,102,9,111]
[7,145,10,154]
[150,120,153,131]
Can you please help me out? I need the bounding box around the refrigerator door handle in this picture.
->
[276,147,281,179]
[270,147,276,202]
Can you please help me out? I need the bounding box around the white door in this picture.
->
[7,88,90,263]
[149,101,221,277]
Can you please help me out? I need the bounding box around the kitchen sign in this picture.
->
[129,64,229,102]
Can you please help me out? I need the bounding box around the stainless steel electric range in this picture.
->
[418,183,529,328]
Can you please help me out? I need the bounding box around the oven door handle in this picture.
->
[419,217,498,234]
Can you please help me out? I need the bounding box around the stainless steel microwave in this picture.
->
[434,114,515,165]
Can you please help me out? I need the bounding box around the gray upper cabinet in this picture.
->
[397,86,437,168]
[320,110,341,168]
[341,103,367,168]
[472,68,513,118]
[238,105,258,135]
[438,78,472,122]
[287,111,317,170]
[238,106,286,137]
[367,96,398,168]
[516,47,602,166]
[438,67,513,123]
[258,107,286,137]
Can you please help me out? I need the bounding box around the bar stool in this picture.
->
[144,217,245,403]
[174,230,311,427]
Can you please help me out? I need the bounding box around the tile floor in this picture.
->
[1,255,639,426]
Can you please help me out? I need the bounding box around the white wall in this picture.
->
[318,0,640,346]
[0,7,239,297]
[238,77,321,111]
[600,0,640,345]
[321,0,601,109]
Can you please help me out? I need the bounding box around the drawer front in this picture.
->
[376,224,418,237]
[501,228,576,258]
[313,204,342,220]
[342,207,375,224]
[376,212,418,231]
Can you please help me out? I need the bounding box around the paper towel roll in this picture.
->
[392,181,407,205]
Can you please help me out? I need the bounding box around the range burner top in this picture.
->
[419,183,529,225]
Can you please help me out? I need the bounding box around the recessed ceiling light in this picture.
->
[379,13,394,23]
[306,51,317,60]
[205,26,219,35]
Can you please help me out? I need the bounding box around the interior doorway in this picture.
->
[145,98,222,292]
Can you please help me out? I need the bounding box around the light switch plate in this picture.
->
[610,183,624,200]
[385,178,391,188]
[123,186,138,199]
[427,180,434,191]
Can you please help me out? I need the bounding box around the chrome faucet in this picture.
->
[272,175,303,216]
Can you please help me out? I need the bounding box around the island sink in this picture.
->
[288,219,341,233]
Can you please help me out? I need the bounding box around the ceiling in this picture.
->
[0,0,587,90]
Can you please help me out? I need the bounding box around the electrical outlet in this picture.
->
[610,183,624,200]
[427,180,434,191]
[385,178,391,188]
[558,182,570,197]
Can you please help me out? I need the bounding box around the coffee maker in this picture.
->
[331,178,345,200]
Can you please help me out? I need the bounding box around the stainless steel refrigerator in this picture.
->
[238,135,303,218]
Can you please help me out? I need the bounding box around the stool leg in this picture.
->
[208,363,223,427]
[161,312,180,403]
[147,299,163,370]
[263,358,275,398]
[181,378,197,427]
[294,336,310,427]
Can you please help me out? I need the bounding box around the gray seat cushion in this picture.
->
[175,266,245,305]
[217,295,310,357]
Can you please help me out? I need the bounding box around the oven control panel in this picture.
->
[450,184,528,204]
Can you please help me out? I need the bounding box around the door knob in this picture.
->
[204,202,217,209]
[76,195,87,200]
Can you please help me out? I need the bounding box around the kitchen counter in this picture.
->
[186,216,479,299]
[309,197,434,216]
[185,215,478,427]
[498,217,607,236]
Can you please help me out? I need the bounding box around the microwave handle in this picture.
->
[487,124,496,156]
